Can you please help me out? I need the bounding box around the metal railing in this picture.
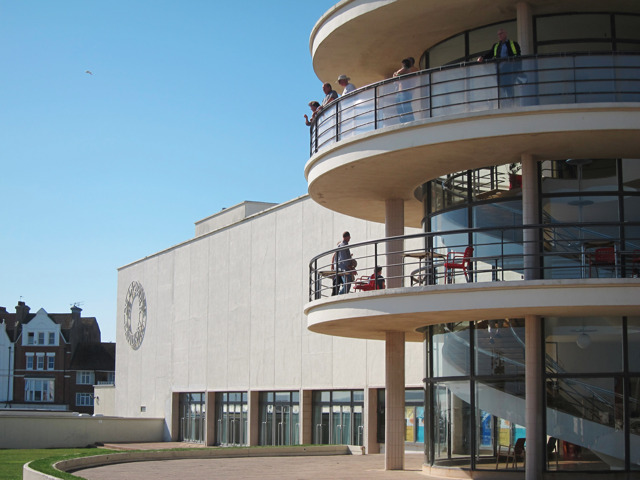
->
[308,222,640,301]
[310,52,640,156]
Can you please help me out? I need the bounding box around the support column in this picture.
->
[384,199,405,470]
[385,199,404,288]
[385,331,405,470]
[248,390,260,446]
[300,389,313,445]
[516,2,534,55]
[525,314,543,480]
[365,387,380,454]
[205,391,217,446]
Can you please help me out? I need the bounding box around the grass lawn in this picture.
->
[0,447,119,480]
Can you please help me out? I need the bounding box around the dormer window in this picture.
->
[38,332,45,345]
[48,332,55,345]
[27,332,34,345]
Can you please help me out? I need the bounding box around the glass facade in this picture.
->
[424,317,639,471]
[179,392,205,444]
[216,392,248,446]
[421,14,640,69]
[259,391,300,446]
[312,390,364,446]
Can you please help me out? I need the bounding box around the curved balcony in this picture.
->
[305,53,640,227]
[305,222,640,341]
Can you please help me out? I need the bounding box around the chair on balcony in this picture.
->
[588,246,616,278]
[495,437,526,470]
[444,246,473,283]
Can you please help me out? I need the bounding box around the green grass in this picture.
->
[0,448,120,480]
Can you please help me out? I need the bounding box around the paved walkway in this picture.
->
[73,443,432,480]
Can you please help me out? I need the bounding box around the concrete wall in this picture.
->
[115,196,424,437]
[93,384,116,416]
[0,411,164,449]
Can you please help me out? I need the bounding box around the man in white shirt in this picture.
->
[337,74,356,94]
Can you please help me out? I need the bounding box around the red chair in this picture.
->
[588,246,616,277]
[352,274,385,291]
[444,246,473,283]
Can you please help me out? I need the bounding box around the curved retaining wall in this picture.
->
[24,445,354,480]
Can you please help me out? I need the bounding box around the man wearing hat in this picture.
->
[337,74,356,94]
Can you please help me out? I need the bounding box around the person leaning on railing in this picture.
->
[304,101,322,126]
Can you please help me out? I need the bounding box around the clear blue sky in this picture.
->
[0,0,338,342]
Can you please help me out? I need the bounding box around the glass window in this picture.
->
[76,371,95,385]
[537,14,611,43]
[433,322,471,377]
[475,379,525,470]
[546,376,622,470]
[432,381,470,467]
[428,33,465,68]
[545,317,623,374]
[48,332,55,345]
[27,332,34,345]
[259,391,300,446]
[615,15,640,41]
[475,319,525,376]
[312,390,364,446]
[36,355,44,370]
[37,332,45,345]
[26,355,34,370]
[47,355,55,370]
[24,378,54,402]
[76,393,94,407]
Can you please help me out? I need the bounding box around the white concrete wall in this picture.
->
[0,411,164,449]
[115,196,424,434]
[93,384,116,416]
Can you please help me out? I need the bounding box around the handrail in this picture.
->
[308,221,640,301]
[309,52,640,157]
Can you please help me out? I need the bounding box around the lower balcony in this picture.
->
[305,223,640,341]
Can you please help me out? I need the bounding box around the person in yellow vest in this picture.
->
[477,29,521,62]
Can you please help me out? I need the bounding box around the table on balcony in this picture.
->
[405,251,445,286]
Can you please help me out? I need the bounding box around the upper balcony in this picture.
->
[304,53,640,227]
[304,222,640,341]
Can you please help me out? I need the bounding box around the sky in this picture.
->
[0,0,338,342]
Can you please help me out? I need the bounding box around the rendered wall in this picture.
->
[93,384,116,416]
[0,411,164,449]
[115,196,424,434]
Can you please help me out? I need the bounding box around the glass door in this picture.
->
[178,392,205,444]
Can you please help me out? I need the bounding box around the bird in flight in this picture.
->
[85,70,93,75]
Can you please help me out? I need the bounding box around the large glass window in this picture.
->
[25,378,54,402]
[216,392,248,446]
[76,371,95,385]
[545,316,638,471]
[259,391,300,446]
[179,392,205,444]
[312,390,364,446]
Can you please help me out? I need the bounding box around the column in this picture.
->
[521,152,543,479]
[172,392,180,442]
[248,390,260,446]
[525,314,543,480]
[385,331,405,470]
[205,391,217,446]
[385,199,404,288]
[516,2,534,55]
[300,389,313,445]
[385,198,405,470]
[365,387,380,454]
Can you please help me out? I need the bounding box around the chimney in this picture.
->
[71,305,82,322]
[15,301,30,323]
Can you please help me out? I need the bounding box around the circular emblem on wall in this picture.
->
[123,281,147,350]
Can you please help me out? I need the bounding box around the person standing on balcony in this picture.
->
[478,29,522,101]
[393,57,417,122]
[477,28,521,62]
[334,231,356,294]
[337,74,356,94]
[321,82,339,107]
[304,101,322,126]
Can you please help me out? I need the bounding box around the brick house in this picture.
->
[0,301,114,414]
